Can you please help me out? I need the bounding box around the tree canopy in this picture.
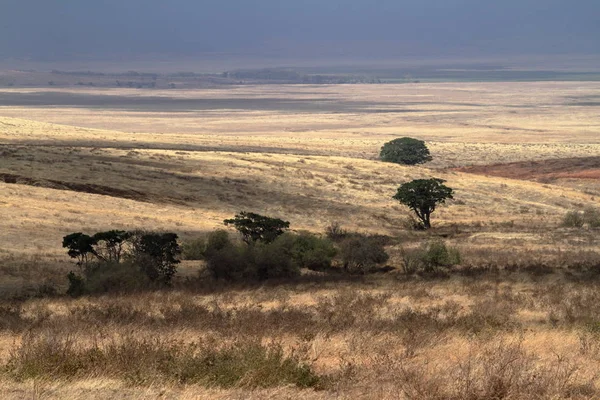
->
[380,137,432,165]
[393,178,453,229]
[224,212,290,244]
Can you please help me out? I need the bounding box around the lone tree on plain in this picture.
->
[224,212,290,244]
[393,178,453,229]
[380,137,432,165]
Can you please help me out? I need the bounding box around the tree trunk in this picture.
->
[423,212,431,229]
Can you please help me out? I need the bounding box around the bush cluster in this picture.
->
[204,232,337,282]
[401,239,461,274]
[561,208,600,228]
[339,234,390,274]
[63,230,181,296]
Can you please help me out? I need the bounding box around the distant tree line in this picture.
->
[222,69,381,84]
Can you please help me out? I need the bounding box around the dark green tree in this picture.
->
[62,233,98,267]
[380,137,432,165]
[131,232,181,284]
[393,178,454,229]
[224,212,290,244]
[92,230,131,263]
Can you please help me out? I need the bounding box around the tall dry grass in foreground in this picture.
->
[3,268,600,399]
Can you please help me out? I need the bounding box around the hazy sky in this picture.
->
[1,0,598,61]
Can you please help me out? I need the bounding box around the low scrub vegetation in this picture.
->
[401,239,461,275]
[562,207,600,228]
[6,333,323,389]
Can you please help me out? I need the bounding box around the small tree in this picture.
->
[224,212,290,244]
[380,137,432,165]
[130,232,181,285]
[92,230,131,263]
[393,178,453,229]
[62,233,98,268]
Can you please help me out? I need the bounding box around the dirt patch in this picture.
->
[1,173,151,202]
[454,156,600,182]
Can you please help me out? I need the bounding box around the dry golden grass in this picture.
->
[1,82,600,398]
[1,144,598,257]
[2,275,600,398]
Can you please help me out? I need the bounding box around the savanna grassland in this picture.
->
[1,80,600,399]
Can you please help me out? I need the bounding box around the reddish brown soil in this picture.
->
[454,156,600,181]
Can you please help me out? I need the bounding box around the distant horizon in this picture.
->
[1,53,600,75]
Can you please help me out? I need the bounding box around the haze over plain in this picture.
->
[1,0,599,66]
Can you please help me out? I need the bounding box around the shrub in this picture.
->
[339,235,389,274]
[401,239,461,274]
[205,243,252,281]
[66,272,86,297]
[420,239,461,270]
[274,232,337,271]
[584,208,600,228]
[253,240,299,280]
[380,137,432,165]
[83,262,150,294]
[204,229,232,257]
[562,211,585,228]
[181,237,206,260]
[182,230,233,260]
[204,233,320,281]
[325,222,348,241]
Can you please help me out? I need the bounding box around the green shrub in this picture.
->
[181,237,206,260]
[584,208,600,228]
[205,243,253,281]
[339,235,389,274]
[182,230,233,261]
[401,239,461,274]
[421,239,460,268]
[66,272,86,297]
[83,262,150,294]
[204,229,232,257]
[273,232,337,271]
[562,211,585,228]
[204,234,314,282]
[254,240,299,280]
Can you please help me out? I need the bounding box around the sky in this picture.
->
[0,0,598,62]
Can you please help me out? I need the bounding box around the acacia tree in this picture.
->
[92,230,132,263]
[62,233,98,268]
[380,137,432,165]
[224,212,290,244]
[393,178,453,229]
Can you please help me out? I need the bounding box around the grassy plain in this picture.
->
[1,82,600,398]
